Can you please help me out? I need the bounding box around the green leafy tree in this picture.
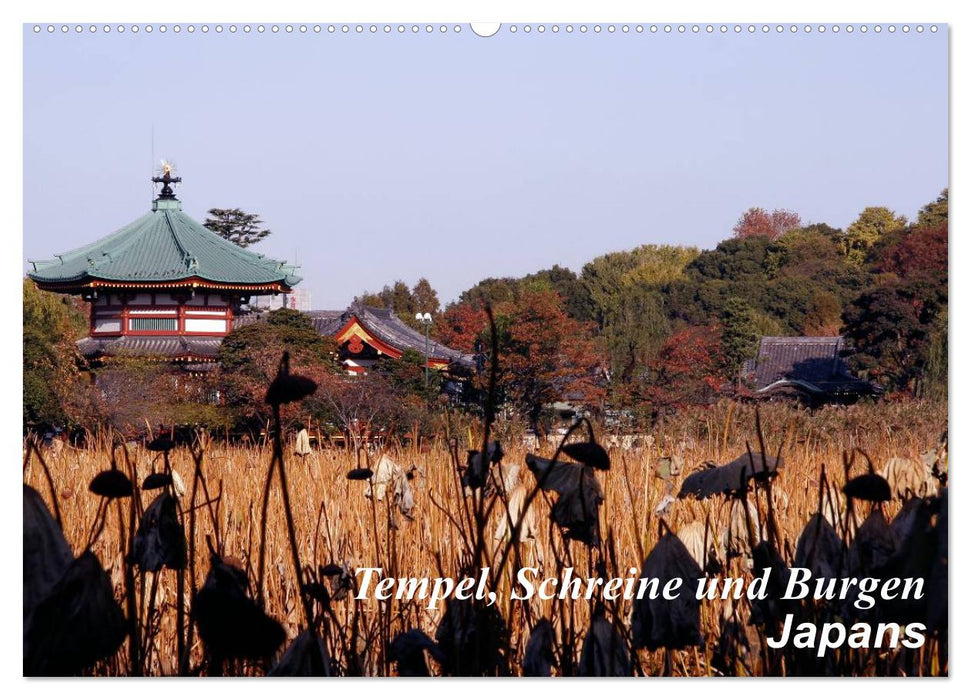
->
[374,349,440,404]
[720,297,762,377]
[203,208,272,248]
[411,278,441,317]
[522,266,595,321]
[668,236,778,328]
[602,284,670,391]
[356,278,442,332]
[841,206,907,265]
[923,308,947,400]
[916,188,948,228]
[456,277,521,309]
[580,244,697,330]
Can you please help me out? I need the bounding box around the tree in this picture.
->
[601,284,670,396]
[842,219,948,396]
[775,224,868,333]
[203,208,272,248]
[732,207,802,241]
[496,289,606,428]
[83,357,226,437]
[916,188,948,228]
[875,222,947,286]
[841,277,945,394]
[580,245,698,330]
[456,277,520,309]
[356,279,442,332]
[308,371,410,450]
[668,236,779,328]
[522,266,595,321]
[636,326,728,415]
[436,303,489,354]
[841,206,907,265]
[720,297,762,377]
[23,279,88,430]
[411,278,441,317]
[217,309,337,426]
[438,289,606,427]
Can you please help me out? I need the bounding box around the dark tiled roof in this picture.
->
[29,197,301,289]
[741,336,877,396]
[306,310,345,336]
[233,309,345,336]
[78,335,222,360]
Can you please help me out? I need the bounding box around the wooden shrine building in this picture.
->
[326,304,474,374]
[740,336,881,405]
[28,168,301,368]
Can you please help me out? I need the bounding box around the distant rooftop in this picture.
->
[741,336,879,398]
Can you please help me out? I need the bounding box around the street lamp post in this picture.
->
[415,312,433,388]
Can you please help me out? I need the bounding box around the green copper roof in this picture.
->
[29,196,301,289]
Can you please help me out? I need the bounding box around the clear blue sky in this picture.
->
[23,25,948,309]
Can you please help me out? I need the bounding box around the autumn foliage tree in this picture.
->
[217,309,338,427]
[439,288,606,427]
[636,325,728,415]
[732,207,802,241]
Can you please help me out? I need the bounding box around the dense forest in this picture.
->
[24,191,947,436]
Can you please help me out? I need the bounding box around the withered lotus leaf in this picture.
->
[462,441,504,489]
[269,629,331,676]
[526,453,604,546]
[388,629,445,677]
[23,485,72,618]
[678,453,782,499]
[319,563,343,577]
[522,618,555,677]
[142,472,172,490]
[88,469,132,499]
[191,554,286,663]
[147,435,174,452]
[434,597,510,676]
[848,510,897,577]
[24,550,128,676]
[793,513,844,581]
[265,374,317,406]
[843,473,892,503]
[133,493,187,572]
[631,532,703,651]
[562,441,611,471]
[578,614,632,676]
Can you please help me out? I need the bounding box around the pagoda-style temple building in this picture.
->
[28,168,300,367]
